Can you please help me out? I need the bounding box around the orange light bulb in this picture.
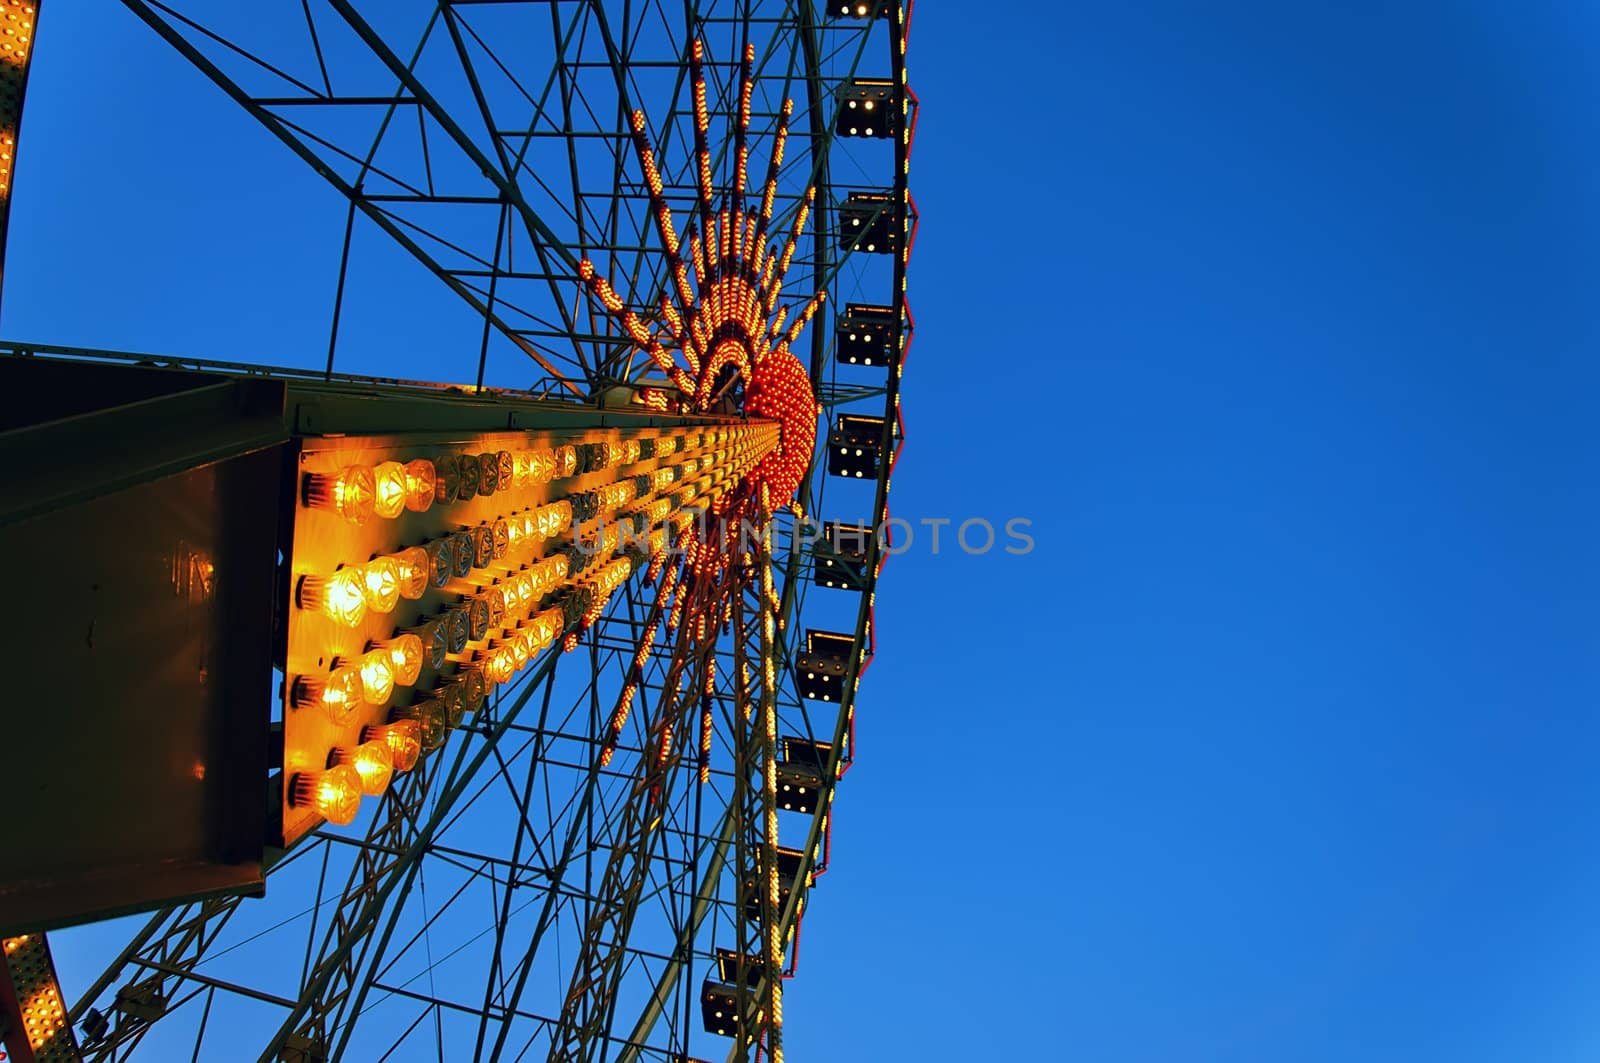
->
[378,633,424,687]
[291,765,362,825]
[372,461,408,519]
[403,459,436,512]
[361,557,401,613]
[305,465,375,525]
[333,740,394,796]
[350,648,395,705]
[292,667,362,725]
[363,719,422,772]
[298,568,367,627]
[390,546,430,600]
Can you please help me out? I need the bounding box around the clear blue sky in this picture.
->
[9,3,1600,1061]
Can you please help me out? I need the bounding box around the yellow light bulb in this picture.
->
[333,740,394,796]
[357,648,395,705]
[291,764,362,825]
[361,557,401,613]
[364,719,422,771]
[481,643,516,685]
[305,465,376,524]
[403,458,436,512]
[380,633,424,686]
[298,568,368,627]
[391,546,430,600]
[292,667,362,725]
[372,461,408,519]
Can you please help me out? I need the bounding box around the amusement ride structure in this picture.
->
[0,3,915,1060]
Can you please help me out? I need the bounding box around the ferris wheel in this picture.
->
[0,2,915,1062]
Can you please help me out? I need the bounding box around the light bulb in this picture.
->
[290,765,362,825]
[436,682,466,728]
[332,740,393,796]
[432,453,461,505]
[457,453,480,500]
[406,619,448,670]
[390,698,448,751]
[458,667,487,712]
[466,597,491,641]
[305,465,375,525]
[492,519,510,559]
[442,609,469,654]
[497,451,515,490]
[450,532,474,579]
[298,569,367,627]
[341,648,395,705]
[426,539,454,588]
[364,719,422,772]
[403,459,436,512]
[484,587,506,628]
[292,667,362,725]
[360,558,401,614]
[391,547,431,600]
[480,643,516,685]
[377,633,424,686]
[471,526,495,568]
[372,461,408,519]
[477,453,499,496]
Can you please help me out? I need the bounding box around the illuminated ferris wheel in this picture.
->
[0,2,915,1062]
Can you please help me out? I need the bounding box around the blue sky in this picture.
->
[9,2,1600,1061]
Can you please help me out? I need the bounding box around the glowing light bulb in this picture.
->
[360,557,401,614]
[365,719,422,772]
[377,633,425,686]
[291,765,362,825]
[352,648,395,705]
[372,461,408,519]
[399,458,436,512]
[390,546,431,600]
[305,465,376,525]
[556,444,578,478]
[497,451,515,489]
[332,740,394,795]
[492,519,510,559]
[298,568,367,627]
[391,698,448,751]
[510,631,531,669]
[481,643,516,685]
[292,667,362,725]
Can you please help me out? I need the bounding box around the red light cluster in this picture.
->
[744,347,817,503]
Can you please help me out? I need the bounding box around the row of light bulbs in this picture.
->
[301,430,756,527]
